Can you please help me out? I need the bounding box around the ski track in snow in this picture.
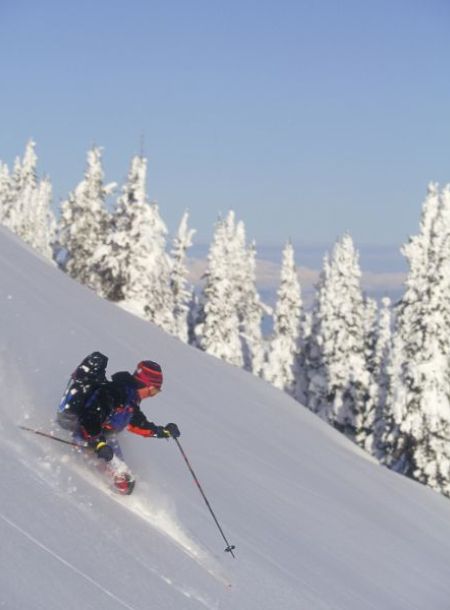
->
[33,437,232,590]
[113,491,232,587]
[14,417,231,589]
[10,429,230,609]
[0,511,139,610]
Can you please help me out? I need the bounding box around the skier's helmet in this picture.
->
[134,360,163,391]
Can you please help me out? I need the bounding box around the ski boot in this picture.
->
[113,472,136,495]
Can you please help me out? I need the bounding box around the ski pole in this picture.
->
[19,425,87,448]
[172,436,236,558]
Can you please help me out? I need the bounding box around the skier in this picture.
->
[56,352,180,494]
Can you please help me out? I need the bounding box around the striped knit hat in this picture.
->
[134,360,163,390]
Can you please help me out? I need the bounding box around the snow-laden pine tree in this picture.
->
[303,234,371,440]
[294,310,312,405]
[194,211,244,367]
[140,211,174,333]
[380,183,450,496]
[0,162,11,225]
[56,147,115,290]
[2,140,38,237]
[374,297,392,398]
[170,211,196,342]
[92,154,148,302]
[241,242,272,376]
[364,296,392,456]
[14,139,38,240]
[93,155,174,333]
[262,241,302,394]
[27,176,56,259]
[0,142,55,259]
[355,296,394,450]
[227,220,265,375]
[187,287,200,346]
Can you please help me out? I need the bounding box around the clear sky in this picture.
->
[1,0,450,247]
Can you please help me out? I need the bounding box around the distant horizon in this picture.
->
[190,241,407,271]
[188,242,406,310]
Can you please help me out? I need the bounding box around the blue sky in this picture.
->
[1,0,450,248]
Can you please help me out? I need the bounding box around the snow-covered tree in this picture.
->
[224,219,266,375]
[187,288,200,346]
[56,147,115,290]
[380,183,450,496]
[239,240,266,375]
[357,296,393,451]
[294,310,312,405]
[2,140,38,237]
[363,296,392,455]
[27,176,56,259]
[194,211,265,369]
[262,241,302,394]
[194,212,244,367]
[170,211,196,342]
[16,140,39,239]
[140,214,174,333]
[0,141,55,259]
[374,297,392,396]
[303,234,371,440]
[93,154,174,333]
[92,154,148,302]
[0,162,11,225]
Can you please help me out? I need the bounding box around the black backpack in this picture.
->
[59,352,109,416]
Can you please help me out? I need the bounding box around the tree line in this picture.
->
[2,140,450,500]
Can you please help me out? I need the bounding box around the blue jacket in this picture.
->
[79,372,159,439]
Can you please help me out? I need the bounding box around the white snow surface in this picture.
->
[1,226,450,609]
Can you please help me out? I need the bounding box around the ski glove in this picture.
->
[94,440,114,461]
[154,423,181,439]
[154,426,170,438]
[164,423,180,438]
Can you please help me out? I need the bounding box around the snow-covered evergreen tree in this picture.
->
[2,140,39,237]
[303,234,371,440]
[140,210,174,334]
[355,295,395,450]
[170,211,196,342]
[0,162,11,225]
[380,183,450,496]
[294,310,312,405]
[56,147,115,290]
[92,154,148,302]
[262,241,302,394]
[187,288,200,346]
[194,211,264,369]
[0,141,55,259]
[225,219,266,374]
[27,176,56,259]
[364,296,392,455]
[239,240,266,375]
[194,212,244,367]
[93,154,174,333]
[374,297,392,397]
[3,157,22,230]
[15,139,39,240]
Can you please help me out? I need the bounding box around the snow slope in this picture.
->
[1,226,450,609]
